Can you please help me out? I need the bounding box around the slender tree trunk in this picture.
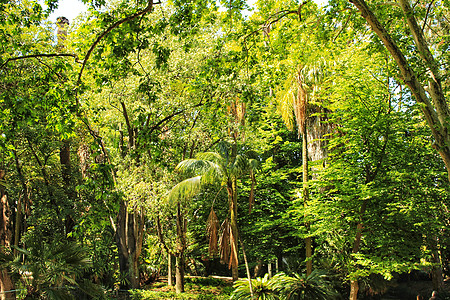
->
[168,253,174,286]
[429,236,443,291]
[229,179,239,281]
[254,260,263,278]
[302,129,312,276]
[175,201,186,293]
[239,237,253,298]
[349,280,359,300]
[116,201,130,290]
[175,254,185,293]
[0,170,14,300]
[116,201,145,290]
[268,262,273,278]
[13,150,26,255]
[349,200,368,300]
[275,257,279,273]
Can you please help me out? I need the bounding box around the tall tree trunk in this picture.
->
[168,253,174,286]
[0,170,15,300]
[116,202,145,290]
[349,280,359,300]
[275,257,279,273]
[175,254,185,293]
[239,237,253,298]
[13,150,26,254]
[175,201,186,293]
[429,236,444,291]
[348,200,368,300]
[229,179,239,281]
[254,260,263,278]
[60,139,75,236]
[302,128,312,276]
[116,201,130,290]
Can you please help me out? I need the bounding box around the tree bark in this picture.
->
[175,201,186,293]
[116,201,130,290]
[228,179,239,281]
[116,201,145,289]
[275,256,280,273]
[239,237,253,298]
[175,254,185,293]
[348,200,368,300]
[168,253,174,286]
[302,128,312,276]
[0,170,15,300]
[349,0,450,182]
[349,280,359,300]
[429,236,444,291]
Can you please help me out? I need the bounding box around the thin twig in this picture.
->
[422,0,435,32]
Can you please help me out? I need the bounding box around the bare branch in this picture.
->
[1,53,79,70]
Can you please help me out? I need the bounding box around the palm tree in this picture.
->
[277,61,330,276]
[0,240,101,300]
[168,141,260,283]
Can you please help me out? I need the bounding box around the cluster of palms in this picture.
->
[0,241,102,300]
[230,270,339,300]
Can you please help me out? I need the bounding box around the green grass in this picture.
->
[129,277,233,300]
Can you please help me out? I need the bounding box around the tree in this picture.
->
[307,44,450,300]
[277,61,330,276]
[346,0,450,182]
[168,141,260,282]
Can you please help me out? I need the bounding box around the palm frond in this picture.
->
[294,70,308,135]
[176,159,212,175]
[206,208,220,257]
[276,75,296,132]
[217,141,231,163]
[231,154,250,177]
[248,158,262,173]
[219,219,230,265]
[272,270,339,300]
[167,176,202,203]
[196,152,224,164]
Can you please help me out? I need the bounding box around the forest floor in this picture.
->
[120,275,449,300]
[128,276,233,299]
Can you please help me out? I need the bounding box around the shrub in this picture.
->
[230,271,339,300]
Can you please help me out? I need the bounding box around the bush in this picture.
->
[230,271,339,300]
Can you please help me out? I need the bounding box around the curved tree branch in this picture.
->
[75,0,161,105]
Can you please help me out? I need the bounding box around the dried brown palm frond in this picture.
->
[219,219,230,265]
[206,208,219,257]
[294,69,308,136]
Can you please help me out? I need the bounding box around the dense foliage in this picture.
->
[1,0,449,299]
